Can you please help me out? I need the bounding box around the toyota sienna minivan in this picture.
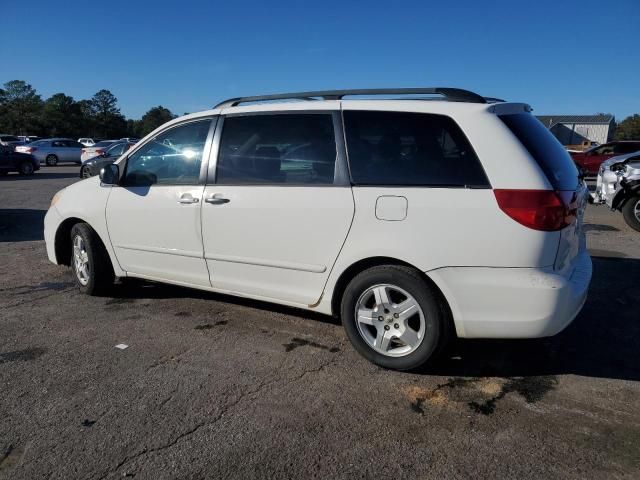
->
[44,88,592,370]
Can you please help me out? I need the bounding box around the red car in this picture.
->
[571,141,640,175]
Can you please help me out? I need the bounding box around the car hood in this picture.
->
[599,150,640,170]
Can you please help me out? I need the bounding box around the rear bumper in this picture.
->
[427,251,592,338]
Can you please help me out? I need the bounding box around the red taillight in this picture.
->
[95,149,104,155]
[81,148,86,153]
[494,189,577,231]
[22,147,35,153]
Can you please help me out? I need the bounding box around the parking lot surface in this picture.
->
[1,166,639,479]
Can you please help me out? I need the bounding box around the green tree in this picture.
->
[614,114,640,140]
[90,89,126,138]
[41,93,83,137]
[0,80,43,135]
[136,106,174,136]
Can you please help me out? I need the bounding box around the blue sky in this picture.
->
[2,0,639,120]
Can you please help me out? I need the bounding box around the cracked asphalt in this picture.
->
[1,166,639,479]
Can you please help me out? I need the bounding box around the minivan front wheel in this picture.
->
[46,154,58,166]
[70,223,114,295]
[341,265,445,370]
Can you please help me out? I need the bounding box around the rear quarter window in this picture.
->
[499,113,579,191]
[343,110,489,187]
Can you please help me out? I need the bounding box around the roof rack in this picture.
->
[213,87,488,109]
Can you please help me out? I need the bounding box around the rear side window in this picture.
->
[343,111,488,187]
[499,113,579,190]
[216,114,337,185]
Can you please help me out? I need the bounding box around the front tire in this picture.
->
[622,196,640,232]
[46,154,58,166]
[70,223,114,295]
[18,160,34,176]
[340,265,447,370]
[80,166,91,178]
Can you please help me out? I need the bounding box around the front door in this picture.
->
[201,112,354,306]
[106,118,215,286]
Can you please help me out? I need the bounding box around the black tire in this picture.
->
[70,223,114,295]
[80,166,91,178]
[46,154,58,166]
[340,265,448,371]
[18,160,35,176]
[622,196,640,232]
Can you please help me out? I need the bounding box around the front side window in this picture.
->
[215,114,337,185]
[344,111,488,187]
[107,143,127,157]
[123,120,211,186]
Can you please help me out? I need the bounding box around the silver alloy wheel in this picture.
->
[354,284,426,357]
[635,199,640,222]
[73,235,90,286]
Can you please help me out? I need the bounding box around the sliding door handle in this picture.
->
[205,194,230,205]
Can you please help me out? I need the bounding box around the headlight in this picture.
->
[50,190,63,208]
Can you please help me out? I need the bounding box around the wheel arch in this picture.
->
[54,217,110,267]
[329,256,456,337]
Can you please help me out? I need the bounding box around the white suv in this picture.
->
[44,88,591,370]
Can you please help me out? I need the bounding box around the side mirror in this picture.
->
[99,163,119,185]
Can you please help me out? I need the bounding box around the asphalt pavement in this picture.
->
[1,166,639,479]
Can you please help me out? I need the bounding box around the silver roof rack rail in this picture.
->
[213,87,489,109]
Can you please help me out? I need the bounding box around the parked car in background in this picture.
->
[119,137,140,143]
[571,141,640,175]
[78,138,96,147]
[591,150,640,231]
[0,145,40,176]
[80,140,119,163]
[44,87,591,371]
[0,134,23,147]
[15,138,83,165]
[80,141,135,178]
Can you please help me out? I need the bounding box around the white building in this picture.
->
[536,115,615,145]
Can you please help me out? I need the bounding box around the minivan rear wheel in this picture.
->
[622,196,640,232]
[340,265,445,370]
[46,154,58,166]
[70,223,114,295]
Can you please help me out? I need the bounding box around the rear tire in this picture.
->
[622,196,640,232]
[70,223,114,295]
[340,265,448,371]
[18,160,34,176]
[46,154,58,166]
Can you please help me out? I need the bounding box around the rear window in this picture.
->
[499,113,579,191]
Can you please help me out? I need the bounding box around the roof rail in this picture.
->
[213,87,488,109]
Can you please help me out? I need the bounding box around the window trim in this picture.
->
[119,116,217,187]
[207,110,350,187]
[341,109,491,189]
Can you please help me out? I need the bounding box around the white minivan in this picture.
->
[44,88,592,370]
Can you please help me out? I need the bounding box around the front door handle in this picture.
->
[178,193,199,204]
[205,194,230,205]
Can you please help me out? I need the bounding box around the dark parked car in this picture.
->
[80,141,135,178]
[0,146,40,176]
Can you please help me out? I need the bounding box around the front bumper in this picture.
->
[44,206,63,264]
[428,250,592,339]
